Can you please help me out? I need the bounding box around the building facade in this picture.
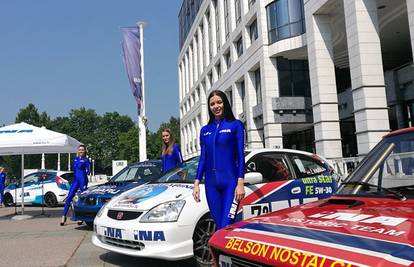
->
[178,0,414,160]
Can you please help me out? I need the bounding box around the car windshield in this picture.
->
[337,130,414,199]
[109,162,161,183]
[151,157,199,184]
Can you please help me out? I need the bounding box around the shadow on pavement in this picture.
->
[99,252,196,267]
[0,206,64,220]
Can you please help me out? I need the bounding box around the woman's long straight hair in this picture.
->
[162,128,175,156]
[207,90,236,124]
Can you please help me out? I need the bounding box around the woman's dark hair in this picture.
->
[207,90,236,124]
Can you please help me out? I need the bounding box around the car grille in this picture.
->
[98,235,145,251]
[81,196,97,206]
[107,210,143,221]
[74,210,97,217]
[213,250,269,267]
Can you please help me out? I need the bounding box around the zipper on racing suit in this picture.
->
[212,121,220,172]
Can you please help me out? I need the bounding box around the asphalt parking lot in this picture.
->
[0,206,195,267]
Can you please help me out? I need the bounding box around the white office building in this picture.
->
[178,0,414,160]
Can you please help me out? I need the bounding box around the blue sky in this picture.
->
[0,0,181,131]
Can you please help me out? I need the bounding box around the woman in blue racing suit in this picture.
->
[0,167,6,207]
[161,128,183,172]
[61,145,90,226]
[193,90,245,229]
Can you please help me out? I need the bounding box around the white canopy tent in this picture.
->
[0,122,81,217]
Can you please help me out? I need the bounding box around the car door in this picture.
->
[16,173,40,203]
[237,152,298,221]
[288,153,336,201]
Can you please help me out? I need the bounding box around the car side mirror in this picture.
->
[244,172,263,184]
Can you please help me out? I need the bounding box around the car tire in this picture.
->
[192,214,216,267]
[44,192,58,207]
[4,193,14,207]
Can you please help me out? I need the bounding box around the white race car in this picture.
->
[3,170,72,207]
[92,149,338,266]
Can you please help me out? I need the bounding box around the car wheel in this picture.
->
[85,221,93,229]
[193,214,216,267]
[4,193,14,207]
[44,192,58,207]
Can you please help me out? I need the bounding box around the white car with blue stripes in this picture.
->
[3,170,72,207]
[92,149,338,266]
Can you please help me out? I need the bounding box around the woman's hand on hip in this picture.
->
[235,178,245,202]
[193,181,200,202]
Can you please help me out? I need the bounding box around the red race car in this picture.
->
[209,127,414,267]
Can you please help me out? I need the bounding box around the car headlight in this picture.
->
[73,195,79,203]
[140,200,185,223]
[96,202,108,218]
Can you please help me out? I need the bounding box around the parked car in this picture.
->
[3,170,72,207]
[72,160,162,227]
[209,127,414,267]
[92,149,338,266]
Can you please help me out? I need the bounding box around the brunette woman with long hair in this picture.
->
[192,90,245,229]
[161,128,183,172]
[61,144,90,226]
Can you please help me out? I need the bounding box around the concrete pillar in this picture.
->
[209,2,217,58]
[261,55,283,148]
[200,82,209,125]
[188,45,194,88]
[244,72,263,149]
[203,15,210,67]
[305,13,343,159]
[197,27,204,76]
[232,83,243,118]
[407,0,414,59]
[193,38,198,83]
[344,0,390,155]
[217,0,226,48]
[184,53,189,94]
[178,64,183,102]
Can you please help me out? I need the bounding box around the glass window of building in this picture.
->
[207,12,213,60]
[224,0,230,40]
[216,62,221,79]
[235,0,242,26]
[277,57,310,97]
[240,80,246,112]
[214,0,220,52]
[224,51,231,70]
[254,69,262,104]
[249,19,258,43]
[248,0,256,9]
[235,36,243,58]
[225,89,233,107]
[266,0,305,44]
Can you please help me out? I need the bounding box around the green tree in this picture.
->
[15,103,50,127]
[118,125,139,163]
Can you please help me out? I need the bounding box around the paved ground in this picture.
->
[0,206,195,267]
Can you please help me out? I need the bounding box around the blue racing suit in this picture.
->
[195,118,245,229]
[63,156,90,216]
[0,172,5,205]
[161,143,183,172]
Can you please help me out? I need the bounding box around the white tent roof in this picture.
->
[0,122,81,155]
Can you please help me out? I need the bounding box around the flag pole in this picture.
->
[137,21,147,161]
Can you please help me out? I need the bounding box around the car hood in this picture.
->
[210,196,414,267]
[107,183,194,211]
[78,181,144,198]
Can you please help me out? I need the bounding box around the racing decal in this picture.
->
[118,185,168,205]
[308,212,408,226]
[223,237,356,267]
[104,227,123,239]
[83,186,121,195]
[134,230,166,241]
[236,223,414,264]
